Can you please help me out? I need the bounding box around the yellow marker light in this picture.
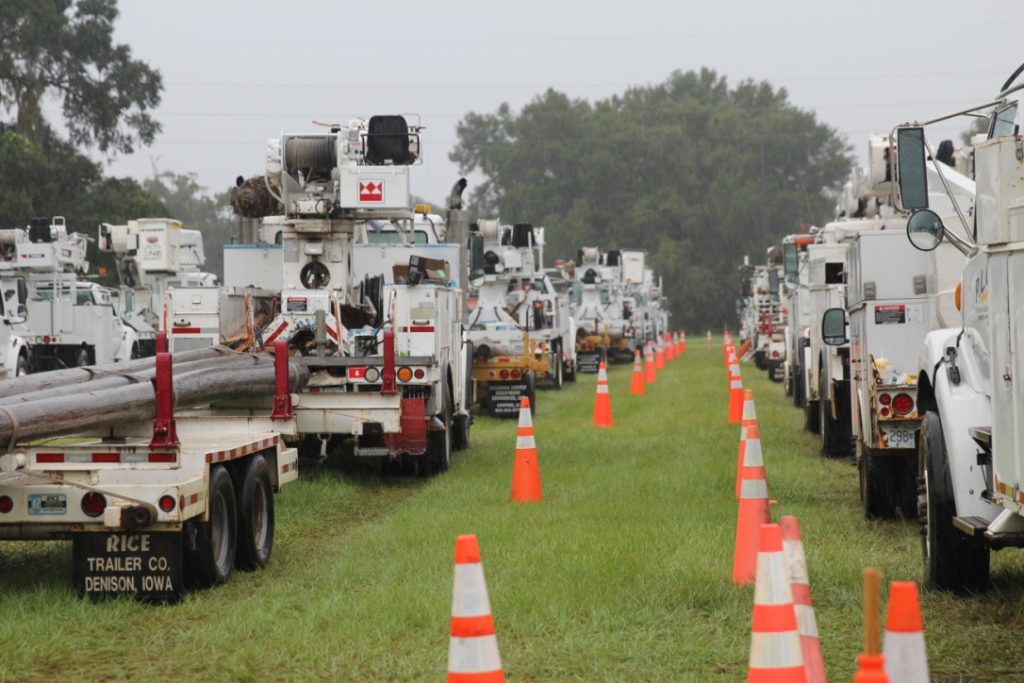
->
[954,282,962,311]
[397,366,414,382]
[414,203,431,215]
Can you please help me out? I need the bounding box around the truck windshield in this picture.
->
[783,244,799,284]
[991,102,1018,138]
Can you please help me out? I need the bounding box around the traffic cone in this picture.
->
[883,582,929,683]
[738,339,752,357]
[593,361,613,427]
[747,523,806,682]
[728,376,744,424]
[736,424,763,500]
[665,334,675,361]
[732,449,771,585]
[736,389,758,492]
[780,516,827,683]
[510,397,542,503]
[680,331,686,353]
[644,342,657,384]
[655,337,666,370]
[448,534,506,683]
[629,350,645,395]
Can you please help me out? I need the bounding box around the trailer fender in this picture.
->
[921,328,1001,522]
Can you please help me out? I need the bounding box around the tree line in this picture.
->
[450,69,852,329]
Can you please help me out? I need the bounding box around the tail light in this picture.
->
[396,366,413,382]
[81,492,107,518]
[0,496,12,513]
[413,368,425,379]
[158,495,176,513]
[499,369,510,379]
[878,393,891,406]
[892,393,914,416]
[510,369,521,379]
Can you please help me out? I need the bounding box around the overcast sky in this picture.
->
[104,0,1024,209]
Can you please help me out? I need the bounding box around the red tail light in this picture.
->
[81,492,106,518]
[158,495,176,513]
[878,393,892,406]
[499,369,510,379]
[892,393,914,416]
[0,496,12,513]
[510,369,521,379]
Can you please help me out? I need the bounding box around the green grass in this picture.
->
[0,341,1022,681]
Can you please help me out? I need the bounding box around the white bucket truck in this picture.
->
[893,63,1024,591]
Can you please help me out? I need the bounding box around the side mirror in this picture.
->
[895,127,929,210]
[821,307,847,346]
[906,209,945,252]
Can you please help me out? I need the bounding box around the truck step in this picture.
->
[952,516,990,538]
[353,446,390,457]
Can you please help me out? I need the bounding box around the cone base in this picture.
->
[510,452,542,503]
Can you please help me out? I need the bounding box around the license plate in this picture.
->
[28,493,67,515]
[882,426,916,448]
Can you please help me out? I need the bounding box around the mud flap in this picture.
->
[73,531,184,604]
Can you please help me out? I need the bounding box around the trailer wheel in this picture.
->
[235,454,274,571]
[185,465,238,588]
[920,410,989,592]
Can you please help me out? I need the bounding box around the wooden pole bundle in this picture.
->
[0,351,309,449]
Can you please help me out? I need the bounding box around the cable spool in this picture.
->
[478,220,500,241]
[284,136,337,182]
[580,247,599,264]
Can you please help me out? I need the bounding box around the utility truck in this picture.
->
[100,218,218,357]
[1,217,137,370]
[574,247,633,370]
[467,220,574,416]
[782,234,814,405]
[0,344,303,602]
[179,116,471,472]
[892,62,1024,591]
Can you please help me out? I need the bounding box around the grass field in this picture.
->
[0,340,1022,681]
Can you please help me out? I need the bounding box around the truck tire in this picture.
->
[564,358,576,383]
[819,376,851,458]
[784,366,793,397]
[425,389,452,475]
[235,454,274,571]
[76,348,90,367]
[804,400,820,433]
[524,371,537,412]
[767,359,783,383]
[793,368,804,408]
[919,411,989,592]
[185,465,238,588]
[550,346,564,390]
[453,413,471,451]
[754,350,766,370]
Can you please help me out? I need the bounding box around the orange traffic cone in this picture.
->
[728,376,744,424]
[654,337,666,370]
[780,516,827,683]
[510,397,542,503]
[593,361,613,427]
[854,568,889,683]
[732,449,771,585]
[680,331,686,353]
[735,390,759,498]
[738,338,752,357]
[448,534,506,683]
[665,334,675,361]
[748,523,807,683]
[644,342,657,384]
[629,350,645,395]
[736,425,764,501]
[883,582,928,683]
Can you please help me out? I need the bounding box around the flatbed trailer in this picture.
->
[0,346,300,603]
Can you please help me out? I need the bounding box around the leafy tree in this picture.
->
[451,69,851,329]
[0,0,161,154]
[961,116,988,146]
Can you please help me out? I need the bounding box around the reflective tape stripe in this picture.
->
[515,435,536,450]
[742,402,757,420]
[447,670,505,683]
[516,427,534,437]
[517,410,533,428]
[749,631,804,668]
[448,634,503,674]
[790,582,812,605]
[740,478,768,499]
[452,564,492,616]
[882,632,929,683]
[596,385,609,394]
[782,540,810,586]
[742,440,764,467]
[754,553,794,606]
[795,604,819,638]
